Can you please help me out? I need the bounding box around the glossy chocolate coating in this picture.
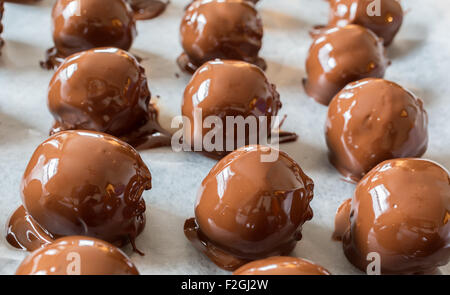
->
[304,24,389,106]
[126,0,168,20]
[182,60,290,159]
[327,0,403,46]
[42,0,136,70]
[184,145,314,270]
[233,256,331,275]
[326,78,428,181]
[48,47,171,150]
[8,130,150,252]
[6,205,55,251]
[178,0,265,74]
[334,158,450,274]
[16,236,139,275]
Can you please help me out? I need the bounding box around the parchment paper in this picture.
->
[0,0,449,275]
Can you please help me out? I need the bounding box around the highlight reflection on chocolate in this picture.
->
[16,236,139,275]
[41,0,136,70]
[184,145,314,270]
[304,25,389,106]
[233,256,331,275]
[325,0,403,46]
[126,0,168,20]
[182,60,296,159]
[48,47,171,150]
[178,0,265,74]
[6,130,151,253]
[326,78,428,182]
[334,158,450,275]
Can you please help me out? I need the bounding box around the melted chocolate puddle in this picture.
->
[7,205,146,255]
[120,115,172,150]
[184,218,251,271]
[40,47,65,70]
[177,53,267,75]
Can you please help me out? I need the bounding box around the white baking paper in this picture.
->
[0,0,449,275]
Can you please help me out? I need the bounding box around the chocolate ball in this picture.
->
[184,145,314,270]
[182,60,282,159]
[42,0,136,69]
[10,130,150,252]
[334,158,450,274]
[126,0,168,20]
[327,0,403,46]
[233,256,331,275]
[16,236,139,275]
[326,78,428,181]
[48,47,170,149]
[304,24,389,105]
[178,0,265,74]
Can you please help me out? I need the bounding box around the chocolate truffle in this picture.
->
[233,256,331,275]
[304,24,389,106]
[126,0,168,20]
[178,0,265,74]
[182,60,295,159]
[16,236,139,275]
[48,47,171,150]
[326,0,403,46]
[42,0,136,70]
[334,158,450,274]
[6,130,151,253]
[326,78,428,181]
[184,145,314,270]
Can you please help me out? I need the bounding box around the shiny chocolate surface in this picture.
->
[185,145,314,270]
[334,158,450,274]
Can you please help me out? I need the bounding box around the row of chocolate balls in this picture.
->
[10,129,329,275]
[5,44,448,276]
[3,0,423,181]
[2,0,404,81]
[9,129,450,275]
